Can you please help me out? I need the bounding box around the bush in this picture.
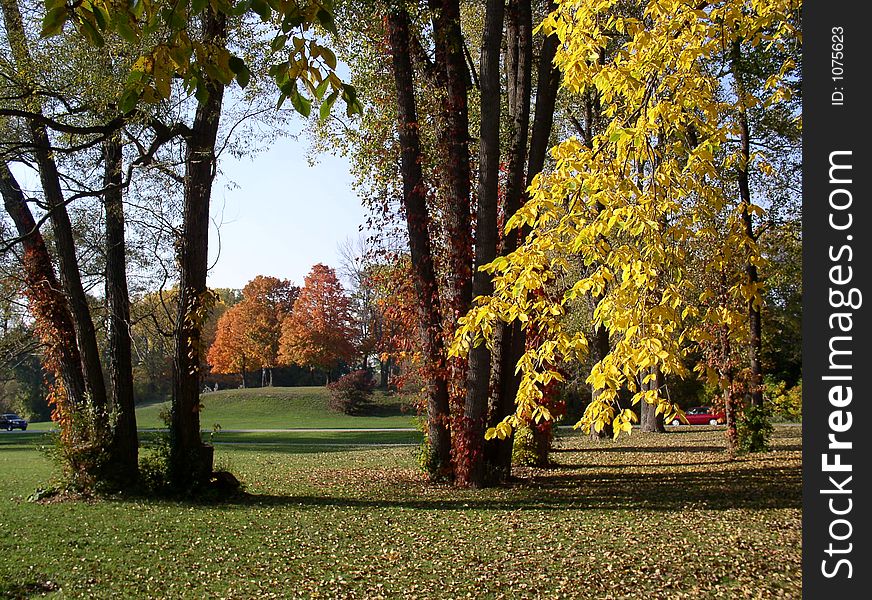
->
[737,404,774,453]
[327,370,376,415]
[765,378,802,422]
[512,424,539,467]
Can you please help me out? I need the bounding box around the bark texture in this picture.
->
[388,2,453,479]
[103,134,139,481]
[170,8,226,489]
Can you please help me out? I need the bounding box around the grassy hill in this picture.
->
[133,386,418,430]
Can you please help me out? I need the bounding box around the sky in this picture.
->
[207,136,365,290]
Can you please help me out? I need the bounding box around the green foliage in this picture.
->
[737,404,774,454]
[137,442,171,494]
[44,0,363,119]
[765,378,802,422]
[511,424,539,467]
[46,401,115,493]
[327,370,375,415]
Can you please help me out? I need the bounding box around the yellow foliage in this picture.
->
[449,0,800,440]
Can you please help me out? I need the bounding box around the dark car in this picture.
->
[0,413,27,431]
[670,406,724,426]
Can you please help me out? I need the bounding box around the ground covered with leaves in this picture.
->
[0,425,800,599]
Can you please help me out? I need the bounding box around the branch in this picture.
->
[0,108,128,136]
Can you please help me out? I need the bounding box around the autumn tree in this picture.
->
[453,0,801,456]
[207,304,253,387]
[207,276,297,387]
[279,264,354,382]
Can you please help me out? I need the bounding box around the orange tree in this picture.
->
[279,264,354,382]
[207,276,297,387]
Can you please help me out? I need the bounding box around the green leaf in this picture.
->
[119,88,139,114]
[40,6,68,38]
[316,8,337,35]
[92,5,109,30]
[319,90,338,121]
[250,0,272,21]
[290,88,311,118]
[116,19,139,44]
[342,83,362,117]
[229,55,246,75]
[271,34,288,52]
[320,47,337,71]
[192,0,209,14]
[79,17,105,47]
[236,65,251,89]
[314,78,329,101]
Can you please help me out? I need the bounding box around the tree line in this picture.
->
[0,0,801,494]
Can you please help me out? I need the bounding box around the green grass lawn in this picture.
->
[0,426,801,599]
[23,386,419,432]
[136,386,418,430]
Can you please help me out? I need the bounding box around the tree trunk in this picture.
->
[388,3,452,479]
[170,8,226,490]
[1,0,108,426]
[487,1,560,482]
[731,41,764,409]
[103,134,139,483]
[532,422,553,467]
[0,162,88,413]
[640,367,665,433]
[429,0,473,322]
[459,0,505,488]
[380,358,390,389]
[241,355,247,388]
[589,323,613,439]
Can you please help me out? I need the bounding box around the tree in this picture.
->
[279,264,354,382]
[335,0,563,485]
[453,0,800,455]
[207,303,253,387]
[207,276,297,387]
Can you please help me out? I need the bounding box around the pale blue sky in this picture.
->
[208,137,365,290]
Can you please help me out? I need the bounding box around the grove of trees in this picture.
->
[0,0,801,494]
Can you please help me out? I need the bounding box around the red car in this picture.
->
[671,406,724,426]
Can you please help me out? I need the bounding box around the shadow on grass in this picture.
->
[358,401,413,419]
[229,463,800,512]
[0,580,59,598]
[138,460,799,513]
[553,445,731,454]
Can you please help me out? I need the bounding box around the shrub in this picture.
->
[737,404,774,453]
[765,378,802,422]
[512,424,539,467]
[327,370,376,415]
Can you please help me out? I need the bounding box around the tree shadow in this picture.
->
[146,460,800,513]
[357,401,413,419]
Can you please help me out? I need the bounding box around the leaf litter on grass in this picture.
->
[0,426,800,598]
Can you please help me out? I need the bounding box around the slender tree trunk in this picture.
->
[103,134,139,482]
[589,323,613,439]
[0,162,87,412]
[1,0,108,425]
[459,0,505,488]
[388,3,452,479]
[241,355,246,388]
[640,367,665,432]
[720,325,739,453]
[488,1,560,480]
[732,42,764,409]
[170,8,226,490]
[429,0,473,321]
[380,358,390,389]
